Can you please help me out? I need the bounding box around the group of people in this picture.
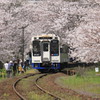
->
[4,59,29,78]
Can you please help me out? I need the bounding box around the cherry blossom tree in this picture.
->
[0,0,100,63]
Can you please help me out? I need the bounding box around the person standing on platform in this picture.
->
[8,61,13,77]
[4,61,9,78]
[4,61,13,78]
[13,60,18,76]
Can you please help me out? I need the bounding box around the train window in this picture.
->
[50,40,59,56]
[33,41,41,56]
[43,43,48,51]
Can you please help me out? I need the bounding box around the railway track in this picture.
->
[13,73,65,100]
[35,74,65,100]
[13,73,35,100]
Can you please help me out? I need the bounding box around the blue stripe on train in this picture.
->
[31,63,60,69]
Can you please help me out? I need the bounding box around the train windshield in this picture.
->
[43,43,48,51]
[33,41,41,56]
[50,40,59,56]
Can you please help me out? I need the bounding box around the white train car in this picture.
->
[30,34,68,72]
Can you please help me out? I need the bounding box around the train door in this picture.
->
[42,42,50,62]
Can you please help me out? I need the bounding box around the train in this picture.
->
[29,34,69,72]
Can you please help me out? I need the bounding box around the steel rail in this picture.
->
[13,74,35,100]
[35,74,65,100]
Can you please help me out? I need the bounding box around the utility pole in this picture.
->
[19,24,29,66]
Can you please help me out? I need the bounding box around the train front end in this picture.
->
[31,34,60,72]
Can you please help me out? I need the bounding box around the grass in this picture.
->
[0,69,6,80]
[55,68,100,98]
[28,91,53,100]
[26,69,39,74]
[3,93,10,100]
[56,75,100,89]
[52,91,81,100]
